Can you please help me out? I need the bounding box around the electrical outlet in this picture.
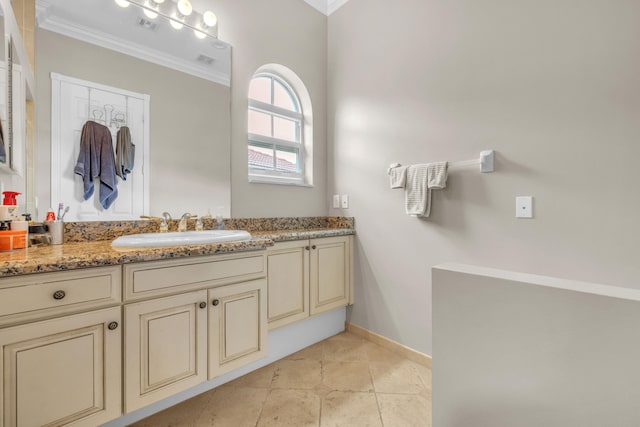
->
[516,196,533,218]
[332,194,340,209]
[341,194,349,209]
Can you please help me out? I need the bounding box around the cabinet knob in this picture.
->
[212,299,220,306]
[107,321,118,330]
[53,290,66,300]
[199,302,207,309]
[305,246,310,251]
[311,245,317,250]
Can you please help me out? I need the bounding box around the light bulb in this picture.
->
[143,8,158,19]
[177,0,192,16]
[202,11,217,28]
[115,0,130,7]
[193,26,207,39]
[170,19,184,30]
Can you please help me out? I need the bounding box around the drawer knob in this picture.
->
[305,246,310,251]
[311,245,317,250]
[199,302,207,309]
[212,299,220,306]
[107,322,118,330]
[53,290,66,300]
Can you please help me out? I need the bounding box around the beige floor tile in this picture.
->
[129,332,432,427]
[411,361,432,392]
[194,386,268,427]
[272,359,322,389]
[285,342,324,361]
[323,337,368,362]
[377,393,432,427]
[130,390,213,426]
[322,361,373,392]
[257,389,320,427]
[362,341,407,364]
[223,364,276,389]
[369,360,426,394]
[328,331,364,342]
[320,391,382,427]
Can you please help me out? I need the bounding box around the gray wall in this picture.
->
[213,0,328,217]
[433,265,640,426]
[328,0,640,354]
[35,30,231,219]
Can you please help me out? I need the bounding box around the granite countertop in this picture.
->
[0,226,355,277]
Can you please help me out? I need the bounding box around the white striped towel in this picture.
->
[427,162,448,189]
[405,164,431,217]
[388,165,408,189]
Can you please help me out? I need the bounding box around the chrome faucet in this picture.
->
[160,212,172,232]
[178,213,194,232]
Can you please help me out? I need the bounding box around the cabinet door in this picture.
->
[266,241,309,330]
[209,279,267,379]
[124,290,208,413]
[310,236,352,315]
[0,307,121,427]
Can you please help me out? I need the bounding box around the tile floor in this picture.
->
[130,332,432,427]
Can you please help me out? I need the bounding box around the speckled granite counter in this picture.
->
[0,218,355,277]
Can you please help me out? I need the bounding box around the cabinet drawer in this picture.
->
[124,252,267,301]
[0,266,122,327]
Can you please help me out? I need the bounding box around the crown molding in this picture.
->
[303,0,349,16]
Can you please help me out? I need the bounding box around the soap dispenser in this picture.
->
[0,191,20,221]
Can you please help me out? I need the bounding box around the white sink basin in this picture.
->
[112,230,252,248]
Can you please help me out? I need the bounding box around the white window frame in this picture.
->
[248,73,307,186]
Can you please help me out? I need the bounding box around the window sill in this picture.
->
[249,176,313,188]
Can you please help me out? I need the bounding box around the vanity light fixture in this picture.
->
[170,0,192,30]
[116,0,219,39]
[194,10,216,39]
[143,0,164,19]
[202,10,217,28]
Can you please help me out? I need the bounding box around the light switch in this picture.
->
[341,194,349,209]
[332,194,340,209]
[516,196,533,218]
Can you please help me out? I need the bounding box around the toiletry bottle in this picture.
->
[45,208,56,221]
[0,191,20,221]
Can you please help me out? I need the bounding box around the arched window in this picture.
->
[248,66,311,185]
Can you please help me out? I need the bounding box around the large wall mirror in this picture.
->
[0,0,36,201]
[34,0,232,221]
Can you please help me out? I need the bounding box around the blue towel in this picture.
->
[74,121,118,209]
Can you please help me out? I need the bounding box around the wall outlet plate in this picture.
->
[516,196,533,218]
[332,194,340,209]
[341,194,349,209]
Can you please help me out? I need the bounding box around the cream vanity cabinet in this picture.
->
[267,235,353,330]
[0,266,122,427]
[123,252,268,413]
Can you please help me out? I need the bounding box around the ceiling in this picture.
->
[302,0,350,15]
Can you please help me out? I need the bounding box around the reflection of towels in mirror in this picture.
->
[73,120,118,209]
[116,126,135,181]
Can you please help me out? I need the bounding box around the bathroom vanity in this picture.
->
[0,218,354,427]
